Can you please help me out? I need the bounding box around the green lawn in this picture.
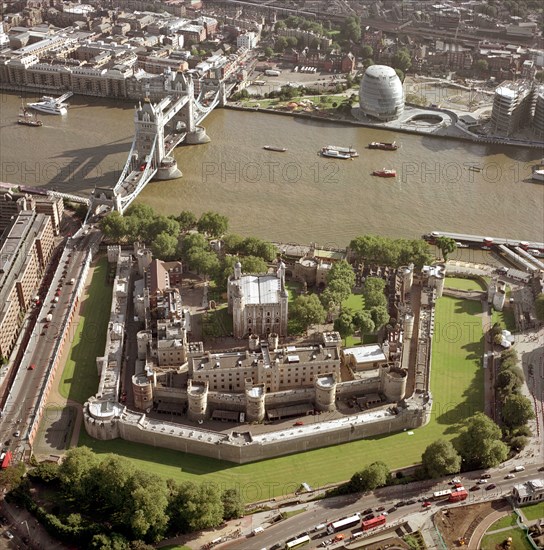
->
[286,281,302,303]
[59,258,113,404]
[488,513,518,531]
[519,501,544,521]
[342,292,365,313]
[76,294,484,502]
[480,528,533,550]
[444,277,486,292]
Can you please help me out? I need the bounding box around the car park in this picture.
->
[486,484,496,491]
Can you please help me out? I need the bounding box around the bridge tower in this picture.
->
[135,100,166,169]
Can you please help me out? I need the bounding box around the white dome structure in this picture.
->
[359,65,405,121]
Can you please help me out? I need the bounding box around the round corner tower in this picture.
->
[381,365,407,402]
[314,374,337,412]
[187,379,209,421]
[245,380,265,422]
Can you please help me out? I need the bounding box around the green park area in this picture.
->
[444,276,487,292]
[488,513,518,531]
[480,527,533,550]
[519,502,544,521]
[75,286,484,501]
[58,257,112,404]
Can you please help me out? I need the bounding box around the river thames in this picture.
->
[0,92,542,245]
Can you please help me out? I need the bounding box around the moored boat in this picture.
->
[324,145,359,157]
[372,168,396,177]
[18,105,42,127]
[27,91,73,115]
[468,166,481,172]
[368,141,398,151]
[263,145,287,152]
[321,147,352,160]
[532,167,544,182]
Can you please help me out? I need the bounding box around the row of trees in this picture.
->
[21,447,244,548]
[349,235,433,269]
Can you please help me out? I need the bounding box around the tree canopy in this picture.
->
[291,294,326,333]
[421,439,461,478]
[197,211,228,238]
[349,461,390,492]
[455,413,508,469]
[435,236,457,261]
[349,235,432,268]
[502,394,535,429]
[535,293,544,322]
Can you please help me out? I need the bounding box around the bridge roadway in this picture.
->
[232,464,543,550]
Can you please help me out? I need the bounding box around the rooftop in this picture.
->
[343,345,387,364]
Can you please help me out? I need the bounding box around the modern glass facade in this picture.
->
[359,64,405,121]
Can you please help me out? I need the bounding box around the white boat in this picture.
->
[321,148,352,160]
[324,145,359,157]
[27,91,73,115]
[532,168,544,182]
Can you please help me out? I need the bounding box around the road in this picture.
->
[232,463,544,550]
[0,225,101,458]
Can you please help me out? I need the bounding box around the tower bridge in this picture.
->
[92,74,230,214]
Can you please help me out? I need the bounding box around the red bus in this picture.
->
[1,451,13,469]
[449,489,468,502]
[361,515,386,531]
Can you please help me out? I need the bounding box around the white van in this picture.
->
[252,527,264,536]
[514,465,525,472]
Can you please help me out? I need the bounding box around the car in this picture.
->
[333,534,345,542]
[387,507,397,513]
[362,508,373,515]
[406,499,416,505]
[381,511,389,516]
[505,474,515,479]
[293,421,304,426]
[422,501,432,508]
[450,478,461,484]
[470,485,481,491]
[28,364,35,370]
[486,484,496,491]
[453,483,463,489]
[477,479,488,484]
[481,474,492,479]
[497,267,509,274]
[5,531,13,540]
[395,501,407,507]
[375,506,386,512]
[363,513,374,521]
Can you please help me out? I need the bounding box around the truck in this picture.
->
[265,69,281,77]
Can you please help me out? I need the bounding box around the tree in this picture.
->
[101,211,127,241]
[221,488,245,520]
[535,293,544,322]
[291,294,326,333]
[455,413,508,469]
[421,439,461,479]
[151,232,178,260]
[263,46,274,58]
[394,68,404,83]
[502,394,535,429]
[392,48,411,73]
[169,482,224,533]
[369,305,389,331]
[495,366,525,398]
[274,21,286,31]
[320,279,352,311]
[350,461,390,492]
[223,234,245,254]
[536,71,544,83]
[240,255,268,274]
[436,236,457,261]
[180,232,209,262]
[334,310,355,343]
[362,45,373,59]
[197,211,228,238]
[176,211,197,232]
[363,277,387,309]
[353,310,375,342]
[58,446,100,500]
[342,16,361,42]
[327,260,355,289]
[473,59,488,75]
[286,36,298,48]
[187,248,220,279]
[274,36,288,53]
[363,58,374,68]
[146,215,180,242]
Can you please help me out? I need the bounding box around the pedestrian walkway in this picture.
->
[468,503,512,548]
